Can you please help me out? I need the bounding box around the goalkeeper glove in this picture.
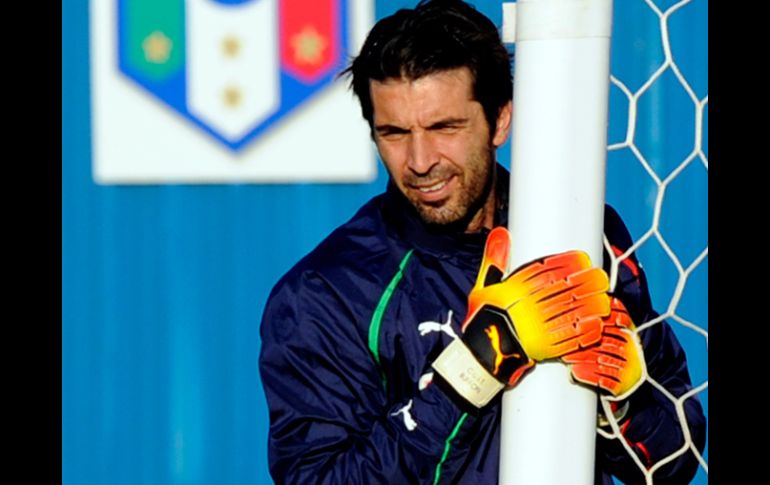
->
[561,296,645,400]
[432,226,611,408]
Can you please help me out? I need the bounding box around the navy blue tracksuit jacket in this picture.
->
[259,168,706,484]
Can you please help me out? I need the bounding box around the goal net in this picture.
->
[601,0,707,483]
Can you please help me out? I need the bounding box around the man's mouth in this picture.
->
[416,180,449,193]
[408,175,456,202]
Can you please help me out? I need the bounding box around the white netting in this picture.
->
[599,0,707,483]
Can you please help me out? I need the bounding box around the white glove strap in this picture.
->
[432,338,505,408]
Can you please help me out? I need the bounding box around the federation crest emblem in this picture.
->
[117,0,349,151]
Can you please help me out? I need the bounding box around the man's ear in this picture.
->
[492,101,513,147]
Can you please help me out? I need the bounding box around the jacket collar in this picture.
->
[382,164,510,268]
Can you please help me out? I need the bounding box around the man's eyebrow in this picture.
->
[374,118,469,134]
[428,117,469,129]
[374,124,409,134]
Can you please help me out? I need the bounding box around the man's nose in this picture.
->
[406,132,439,175]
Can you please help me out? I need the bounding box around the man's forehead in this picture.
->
[370,77,477,125]
[369,69,483,128]
[370,67,475,92]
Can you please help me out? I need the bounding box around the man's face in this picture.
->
[370,67,511,231]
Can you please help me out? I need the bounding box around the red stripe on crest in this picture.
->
[280,0,340,83]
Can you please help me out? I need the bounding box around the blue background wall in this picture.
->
[62,1,707,483]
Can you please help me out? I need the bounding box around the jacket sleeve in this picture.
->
[597,205,707,484]
[259,269,478,484]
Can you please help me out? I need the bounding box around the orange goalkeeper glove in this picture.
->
[432,226,611,408]
[561,296,645,400]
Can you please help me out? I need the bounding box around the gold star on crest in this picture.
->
[223,86,242,108]
[291,26,327,66]
[222,35,241,58]
[142,31,172,64]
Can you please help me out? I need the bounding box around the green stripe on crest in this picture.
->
[126,0,185,80]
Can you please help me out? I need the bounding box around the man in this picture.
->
[259,1,706,483]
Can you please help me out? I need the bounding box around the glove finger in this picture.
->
[568,362,602,388]
[466,228,512,319]
[602,325,631,343]
[539,292,610,328]
[597,376,624,396]
[510,298,603,359]
[488,251,600,312]
[566,267,610,297]
[565,329,630,365]
[564,329,645,398]
[514,266,609,315]
[499,264,608,316]
[605,298,635,330]
[596,352,628,369]
[534,269,611,354]
[506,251,593,290]
[508,285,607,359]
[569,359,624,395]
[533,267,609,302]
[612,327,645,398]
[474,226,510,290]
[541,315,604,357]
[561,348,600,364]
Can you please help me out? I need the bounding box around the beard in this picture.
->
[402,145,496,229]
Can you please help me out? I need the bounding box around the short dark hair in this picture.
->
[342,0,512,135]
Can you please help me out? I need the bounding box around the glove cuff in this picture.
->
[598,400,631,428]
[432,339,505,408]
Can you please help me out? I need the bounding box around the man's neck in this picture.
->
[463,171,498,233]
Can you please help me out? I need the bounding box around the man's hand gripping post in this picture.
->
[432,226,612,408]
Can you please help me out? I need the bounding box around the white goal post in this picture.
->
[500,1,613,484]
[498,1,708,484]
